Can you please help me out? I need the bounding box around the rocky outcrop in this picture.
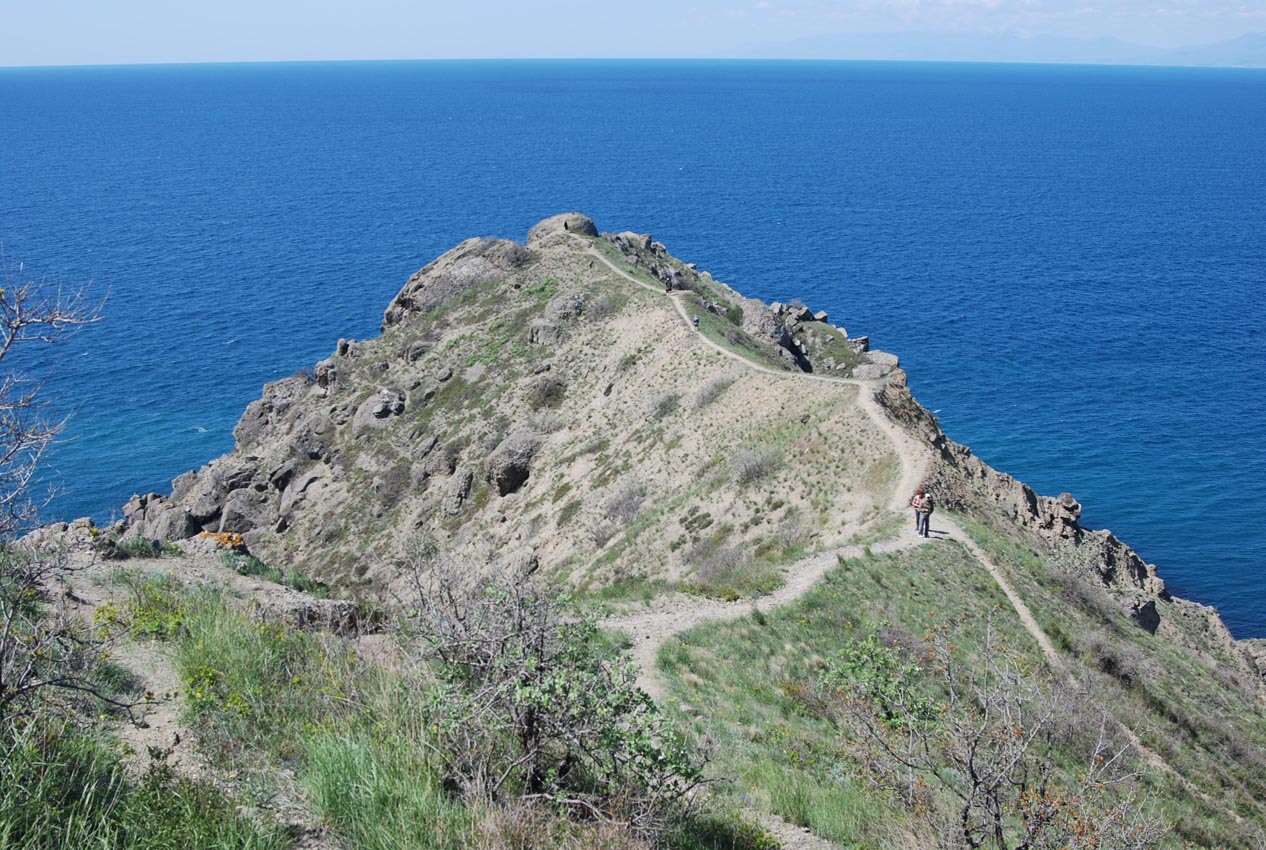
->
[485,430,543,496]
[382,236,533,329]
[233,376,311,451]
[444,467,475,516]
[352,387,407,432]
[526,212,598,248]
[739,298,793,350]
[876,380,1166,596]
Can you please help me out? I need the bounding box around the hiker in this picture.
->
[910,488,925,534]
[918,491,935,538]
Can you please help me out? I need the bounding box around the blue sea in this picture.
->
[1,60,1263,635]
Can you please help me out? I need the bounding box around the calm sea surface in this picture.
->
[1,60,1263,635]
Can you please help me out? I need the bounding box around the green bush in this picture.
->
[220,552,328,597]
[412,568,705,838]
[94,572,186,640]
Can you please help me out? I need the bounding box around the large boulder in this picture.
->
[444,467,475,515]
[614,231,653,251]
[280,467,327,516]
[219,487,277,534]
[287,412,333,461]
[233,375,311,450]
[352,387,407,432]
[150,507,200,541]
[529,318,562,346]
[739,298,793,349]
[544,290,586,323]
[486,430,543,496]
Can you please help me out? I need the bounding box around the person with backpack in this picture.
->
[910,488,926,535]
[918,490,935,538]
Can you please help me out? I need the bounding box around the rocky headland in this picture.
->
[27,213,1266,848]
[79,212,1255,684]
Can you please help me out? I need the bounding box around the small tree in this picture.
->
[400,548,706,839]
[820,620,1163,850]
[0,256,101,535]
[0,255,112,735]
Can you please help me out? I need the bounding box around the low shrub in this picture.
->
[730,447,782,485]
[408,567,706,840]
[94,571,186,640]
[103,536,181,561]
[604,478,645,526]
[528,376,567,410]
[684,541,782,601]
[220,551,329,597]
[648,391,681,420]
[692,376,735,409]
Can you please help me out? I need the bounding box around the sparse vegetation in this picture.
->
[730,446,782,485]
[692,376,735,409]
[649,391,681,420]
[528,375,567,410]
[221,550,329,596]
[404,564,707,839]
[604,478,646,526]
[94,570,186,639]
[683,538,782,601]
[12,224,1266,850]
[0,724,289,850]
[101,535,182,560]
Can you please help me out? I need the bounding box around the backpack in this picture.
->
[921,494,934,513]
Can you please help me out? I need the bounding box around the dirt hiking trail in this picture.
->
[588,242,1227,832]
[587,245,1061,673]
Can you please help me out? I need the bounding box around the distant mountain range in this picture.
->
[731,31,1266,68]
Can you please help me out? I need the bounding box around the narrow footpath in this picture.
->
[587,244,1061,674]
[586,242,1228,834]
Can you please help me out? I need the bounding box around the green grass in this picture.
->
[593,238,796,373]
[94,570,187,639]
[693,309,796,373]
[796,321,863,374]
[952,514,1266,847]
[682,563,783,602]
[583,573,671,606]
[657,542,1045,848]
[521,275,560,300]
[848,512,905,548]
[0,725,287,850]
[221,552,329,597]
[169,586,765,850]
[103,536,182,560]
[302,716,471,850]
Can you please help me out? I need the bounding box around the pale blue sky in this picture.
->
[1,0,1263,67]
